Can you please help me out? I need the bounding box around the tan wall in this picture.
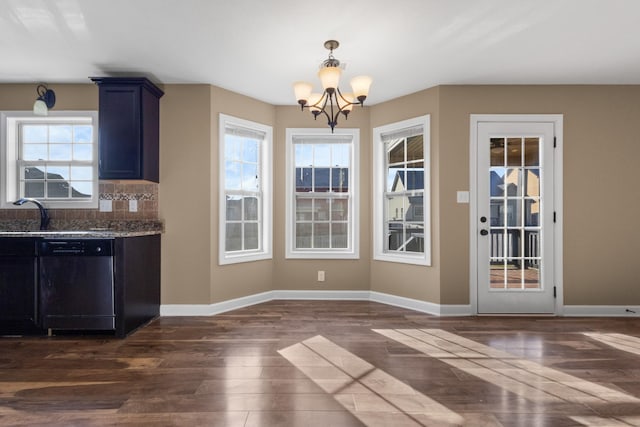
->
[0,84,97,111]
[368,87,441,303]
[438,85,640,305]
[159,85,212,303]
[272,106,371,291]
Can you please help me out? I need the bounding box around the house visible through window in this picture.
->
[373,116,431,265]
[219,114,272,265]
[1,112,99,209]
[286,128,359,259]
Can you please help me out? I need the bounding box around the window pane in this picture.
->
[314,198,330,221]
[296,223,312,248]
[313,168,330,192]
[226,195,242,220]
[225,223,242,251]
[25,182,44,198]
[296,168,312,192]
[386,195,406,221]
[332,144,349,167]
[406,135,423,161]
[74,125,93,143]
[387,222,403,251]
[295,144,313,167]
[47,181,69,198]
[407,195,424,221]
[331,199,348,221]
[242,163,258,190]
[314,144,331,167]
[50,144,72,161]
[71,182,92,198]
[23,144,48,160]
[73,144,92,161]
[23,125,47,143]
[225,136,239,161]
[387,166,403,192]
[244,196,258,221]
[47,166,70,180]
[405,170,423,191]
[405,224,424,253]
[332,223,348,248]
[244,223,259,250]
[70,166,92,180]
[313,223,330,248]
[388,139,404,164]
[225,161,241,190]
[296,198,313,221]
[23,166,45,180]
[49,125,72,143]
[331,168,348,192]
[243,139,258,163]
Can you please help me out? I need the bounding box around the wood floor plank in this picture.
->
[1,300,640,426]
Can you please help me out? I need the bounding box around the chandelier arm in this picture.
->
[335,88,360,108]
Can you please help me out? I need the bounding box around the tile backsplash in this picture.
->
[0,182,158,221]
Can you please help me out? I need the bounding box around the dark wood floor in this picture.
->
[1,300,640,426]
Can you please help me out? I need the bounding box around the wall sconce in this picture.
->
[33,84,56,116]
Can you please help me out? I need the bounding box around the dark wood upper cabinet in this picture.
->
[91,77,164,182]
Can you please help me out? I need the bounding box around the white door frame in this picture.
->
[469,114,563,315]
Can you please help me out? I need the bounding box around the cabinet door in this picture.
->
[98,86,142,179]
[0,257,38,332]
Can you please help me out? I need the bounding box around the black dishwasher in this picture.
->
[39,239,115,331]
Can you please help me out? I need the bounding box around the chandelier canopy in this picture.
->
[293,40,372,132]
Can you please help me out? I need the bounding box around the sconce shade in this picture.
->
[33,84,56,116]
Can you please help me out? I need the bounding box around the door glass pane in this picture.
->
[524,138,540,166]
[525,199,540,226]
[525,169,540,197]
[505,168,521,196]
[490,167,505,197]
[490,138,504,166]
[490,200,504,226]
[490,261,505,289]
[507,138,522,166]
[506,260,523,289]
[507,199,522,227]
[524,259,541,289]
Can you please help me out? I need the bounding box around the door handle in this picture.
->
[480,229,489,236]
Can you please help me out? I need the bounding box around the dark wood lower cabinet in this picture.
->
[0,234,160,338]
[114,234,161,337]
[0,238,40,335]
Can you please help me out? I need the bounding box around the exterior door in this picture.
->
[476,119,557,314]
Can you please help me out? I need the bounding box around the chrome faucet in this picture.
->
[13,198,50,230]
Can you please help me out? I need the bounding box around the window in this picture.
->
[218,114,272,265]
[373,115,431,265]
[285,128,359,259]
[1,111,99,209]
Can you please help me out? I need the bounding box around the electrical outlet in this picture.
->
[317,270,325,282]
[129,199,138,212]
[99,199,112,212]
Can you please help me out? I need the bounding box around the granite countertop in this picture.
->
[0,219,163,238]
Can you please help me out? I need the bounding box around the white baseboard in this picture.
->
[562,305,640,317]
[161,290,471,317]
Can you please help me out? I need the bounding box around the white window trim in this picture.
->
[218,113,273,265]
[373,115,431,266]
[285,127,360,259]
[1,110,99,209]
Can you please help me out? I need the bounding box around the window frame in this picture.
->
[285,128,360,259]
[373,115,431,266]
[218,113,273,265]
[0,111,99,209]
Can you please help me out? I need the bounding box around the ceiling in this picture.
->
[2,0,640,106]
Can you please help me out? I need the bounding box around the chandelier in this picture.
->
[293,40,372,132]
